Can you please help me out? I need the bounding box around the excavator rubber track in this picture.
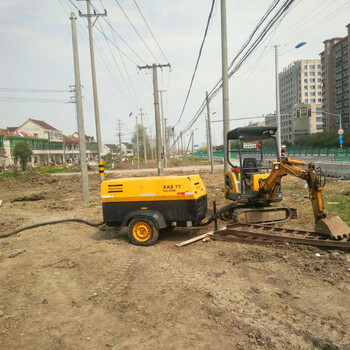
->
[219,206,297,225]
[211,223,350,251]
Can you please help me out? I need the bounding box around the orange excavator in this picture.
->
[222,126,350,240]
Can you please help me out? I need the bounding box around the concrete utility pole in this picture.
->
[191,130,194,160]
[180,132,185,161]
[79,1,107,181]
[139,109,147,165]
[135,115,139,169]
[159,90,167,168]
[220,0,230,173]
[206,91,215,174]
[70,12,89,201]
[138,64,170,175]
[164,118,168,167]
[116,119,123,162]
[149,128,154,160]
[274,44,282,159]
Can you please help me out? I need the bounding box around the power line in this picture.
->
[80,1,146,65]
[282,1,350,45]
[174,0,216,128]
[133,0,169,64]
[171,0,296,148]
[0,87,70,93]
[97,19,141,107]
[114,0,160,63]
[0,97,69,103]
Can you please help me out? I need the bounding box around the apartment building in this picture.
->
[0,119,97,167]
[275,59,324,142]
[320,24,350,131]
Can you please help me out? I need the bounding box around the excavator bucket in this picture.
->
[315,216,350,240]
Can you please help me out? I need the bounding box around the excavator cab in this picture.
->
[224,126,281,204]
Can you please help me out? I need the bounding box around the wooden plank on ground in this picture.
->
[176,227,227,247]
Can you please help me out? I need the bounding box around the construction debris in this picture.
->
[8,249,26,258]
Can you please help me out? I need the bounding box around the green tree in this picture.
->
[294,131,349,148]
[14,141,32,171]
[131,124,151,159]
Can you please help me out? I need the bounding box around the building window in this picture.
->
[316,117,323,122]
[304,72,307,76]
[316,125,323,130]
[318,98,322,102]
[304,65,307,69]
[316,107,323,114]
[310,98,315,102]
[317,71,321,75]
[310,78,315,82]
[311,85,315,89]
[318,91,321,96]
[310,71,315,76]
[310,65,315,69]
[317,85,321,89]
[317,78,321,82]
[317,64,321,69]
[304,85,308,89]
[304,79,307,83]
[304,92,308,96]
[310,92,315,96]
[305,99,308,103]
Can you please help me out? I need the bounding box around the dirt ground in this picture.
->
[0,168,350,350]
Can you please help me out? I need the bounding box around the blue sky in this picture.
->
[0,0,349,147]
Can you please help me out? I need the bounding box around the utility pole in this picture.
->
[206,91,214,174]
[149,128,154,160]
[180,132,185,161]
[159,90,167,168]
[172,129,176,159]
[135,115,139,169]
[116,119,123,162]
[70,12,89,201]
[220,0,230,173]
[138,63,171,176]
[164,118,168,167]
[191,130,194,160]
[139,109,147,165]
[274,45,281,159]
[79,1,107,181]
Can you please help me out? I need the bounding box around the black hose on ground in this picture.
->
[0,219,105,239]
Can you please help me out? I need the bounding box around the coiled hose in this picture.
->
[0,219,104,239]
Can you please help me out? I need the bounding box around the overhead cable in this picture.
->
[133,0,170,63]
[173,0,216,128]
[114,0,160,63]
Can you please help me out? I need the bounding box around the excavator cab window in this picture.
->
[227,126,279,196]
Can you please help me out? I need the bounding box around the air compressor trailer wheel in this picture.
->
[128,218,159,246]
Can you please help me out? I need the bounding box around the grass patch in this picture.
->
[0,172,24,179]
[35,166,77,174]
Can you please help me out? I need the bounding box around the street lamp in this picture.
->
[275,41,306,158]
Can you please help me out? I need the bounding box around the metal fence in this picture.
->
[193,147,350,162]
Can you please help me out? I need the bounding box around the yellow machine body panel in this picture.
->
[250,173,270,191]
[101,174,206,203]
[224,171,240,196]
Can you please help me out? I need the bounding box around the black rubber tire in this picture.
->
[128,218,159,246]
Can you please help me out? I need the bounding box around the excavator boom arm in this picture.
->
[260,159,325,222]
